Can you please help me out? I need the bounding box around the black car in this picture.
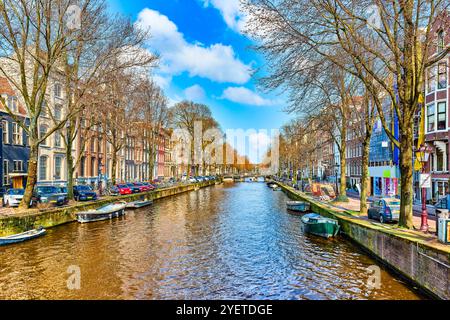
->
[32,186,69,206]
[73,185,98,201]
[126,183,141,193]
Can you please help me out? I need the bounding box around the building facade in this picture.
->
[419,11,450,202]
[0,77,30,190]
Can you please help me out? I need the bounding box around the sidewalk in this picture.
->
[325,194,437,234]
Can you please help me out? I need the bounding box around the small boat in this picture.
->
[76,202,127,223]
[273,186,282,191]
[126,199,153,209]
[223,176,234,183]
[301,213,340,238]
[286,201,310,213]
[0,227,46,246]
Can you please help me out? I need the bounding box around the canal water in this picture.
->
[0,183,424,300]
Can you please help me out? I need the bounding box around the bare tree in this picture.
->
[244,0,450,228]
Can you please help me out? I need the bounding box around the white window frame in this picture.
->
[39,156,48,181]
[12,122,22,145]
[54,156,63,180]
[3,160,8,185]
[2,120,9,144]
[13,160,23,172]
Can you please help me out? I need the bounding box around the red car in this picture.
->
[116,184,132,195]
[142,182,156,190]
[133,182,151,192]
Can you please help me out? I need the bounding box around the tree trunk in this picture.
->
[360,137,371,215]
[66,133,75,200]
[399,128,414,229]
[338,140,348,202]
[111,150,117,185]
[67,154,75,200]
[20,144,38,209]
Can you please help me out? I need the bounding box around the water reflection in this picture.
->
[0,183,423,300]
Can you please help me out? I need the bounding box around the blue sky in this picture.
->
[107,0,292,161]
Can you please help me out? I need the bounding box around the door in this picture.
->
[12,176,23,189]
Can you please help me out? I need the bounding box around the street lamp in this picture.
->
[334,163,340,197]
[415,144,433,232]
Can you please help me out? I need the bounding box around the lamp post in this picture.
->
[334,163,340,196]
[415,144,433,232]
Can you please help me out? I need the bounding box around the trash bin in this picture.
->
[436,209,450,244]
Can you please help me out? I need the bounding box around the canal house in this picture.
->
[415,11,450,203]
[0,77,30,191]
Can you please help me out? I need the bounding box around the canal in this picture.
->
[0,182,425,300]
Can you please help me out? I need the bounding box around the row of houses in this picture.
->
[0,76,176,191]
[298,12,449,203]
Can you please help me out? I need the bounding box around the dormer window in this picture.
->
[438,30,445,53]
[7,96,18,113]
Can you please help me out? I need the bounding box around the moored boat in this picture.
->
[0,227,46,246]
[126,199,153,209]
[76,202,127,223]
[273,186,282,191]
[301,213,340,238]
[223,176,234,183]
[286,201,310,213]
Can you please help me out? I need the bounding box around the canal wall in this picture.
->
[0,180,217,237]
[278,183,450,300]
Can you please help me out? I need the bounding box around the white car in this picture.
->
[3,188,25,207]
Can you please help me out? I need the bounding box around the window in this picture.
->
[12,122,22,145]
[54,131,61,148]
[427,67,436,93]
[54,83,62,98]
[40,125,48,146]
[438,30,445,53]
[3,160,8,186]
[41,101,48,117]
[438,63,447,90]
[54,156,62,180]
[437,102,447,130]
[13,160,23,172]
[7,96,18,112]
[39,156,48,180]
[427,104,435,132]
[436,148,444,172]
[2,120,8,144]
[54,104,62,120]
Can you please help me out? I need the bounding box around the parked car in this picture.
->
[126,183,141,193]
[133,182,151,192]
[116,184,132,195]
[142,182,156,190]
[189,177,198,183]
[368,198,400,223]
[3,188,25,207]
[73,185,98,201]
[32,186,69,206]
[108,185,121,196]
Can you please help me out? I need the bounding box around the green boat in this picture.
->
[301,213,340,238]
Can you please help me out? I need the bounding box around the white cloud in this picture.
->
[184,84,206,101]
[221,87,274,106]
[201,0,248,33]
[136,8,251,84]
